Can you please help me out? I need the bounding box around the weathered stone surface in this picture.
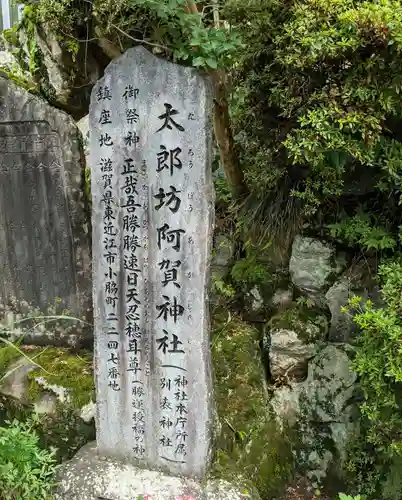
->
[34,376,70,404]
[0,50,37,92]
[0,357,38,401]
[0,77,91,344]
[77,114,89,161]
[269,328,317,383]
[35,392,57,415]
[212,234,234,268]
[264,307,328,380]
[270,287,293,311]
[90,47,214,478]
[302,344,357,422]
[80,401,96,423]
[54,443,260,500]
[271,344,358,484]
[325,278,356,342]
[0,50,15,68]
[249,286,264,312]
[289,236,345,296]
[326,261,377,342]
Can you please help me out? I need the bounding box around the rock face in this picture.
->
[271,344,358,484]
[11,22,107,119]
[289,236,345,297]
[0,49,37,91]
[77,114,89,161]
[54,443,261,500]
[0,77,92,346]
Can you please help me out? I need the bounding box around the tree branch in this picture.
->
[111,24,170,52]
[184,0,199,15]
[94,27,122,59]
[212,0,220,28]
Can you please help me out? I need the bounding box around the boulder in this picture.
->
[325,278,356,343]
[301,344,357,423]
[0,358,59,414]
[212,234,234,269]
[271,344,358,486]
[0,48,37,91]
[325,260,378,342]
[54,443,261,500]
[289,236,346,298]
[5,21,107,119]
[249,285,264,312]
[79,401,96,423]
[265,307,328,383]
[269,329,317,383]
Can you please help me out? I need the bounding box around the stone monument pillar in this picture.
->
[91,46,214,478]
[55,47,260,500]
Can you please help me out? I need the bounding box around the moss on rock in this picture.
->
[0,345,95,462]
[26,347,94,409]
[33,406,96,462]
[211,315,294,498]
[0,343,25,378]
[268,304,328,343]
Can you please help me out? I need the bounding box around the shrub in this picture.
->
[0,418,58,499]
[343,258,402,498]
[225,0,402,250]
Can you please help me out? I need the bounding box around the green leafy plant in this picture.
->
[343,258,402,497]
[327,213,397,251]
[339,494,361,500]
[230,242,269,291]
[34,0,242,72]
[0,418,58,499]
[143,0,245,70]
[212,275,236,300]
[295,296,315,309]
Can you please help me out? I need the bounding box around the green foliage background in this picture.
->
[226,0,402,248]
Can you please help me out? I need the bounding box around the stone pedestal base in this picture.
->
[54,443,260,500]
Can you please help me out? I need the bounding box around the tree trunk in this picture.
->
[184,1,248,200]
[212,70,248,199]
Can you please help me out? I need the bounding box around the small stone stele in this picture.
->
[54,443,261,500]
[0,77,92,345]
